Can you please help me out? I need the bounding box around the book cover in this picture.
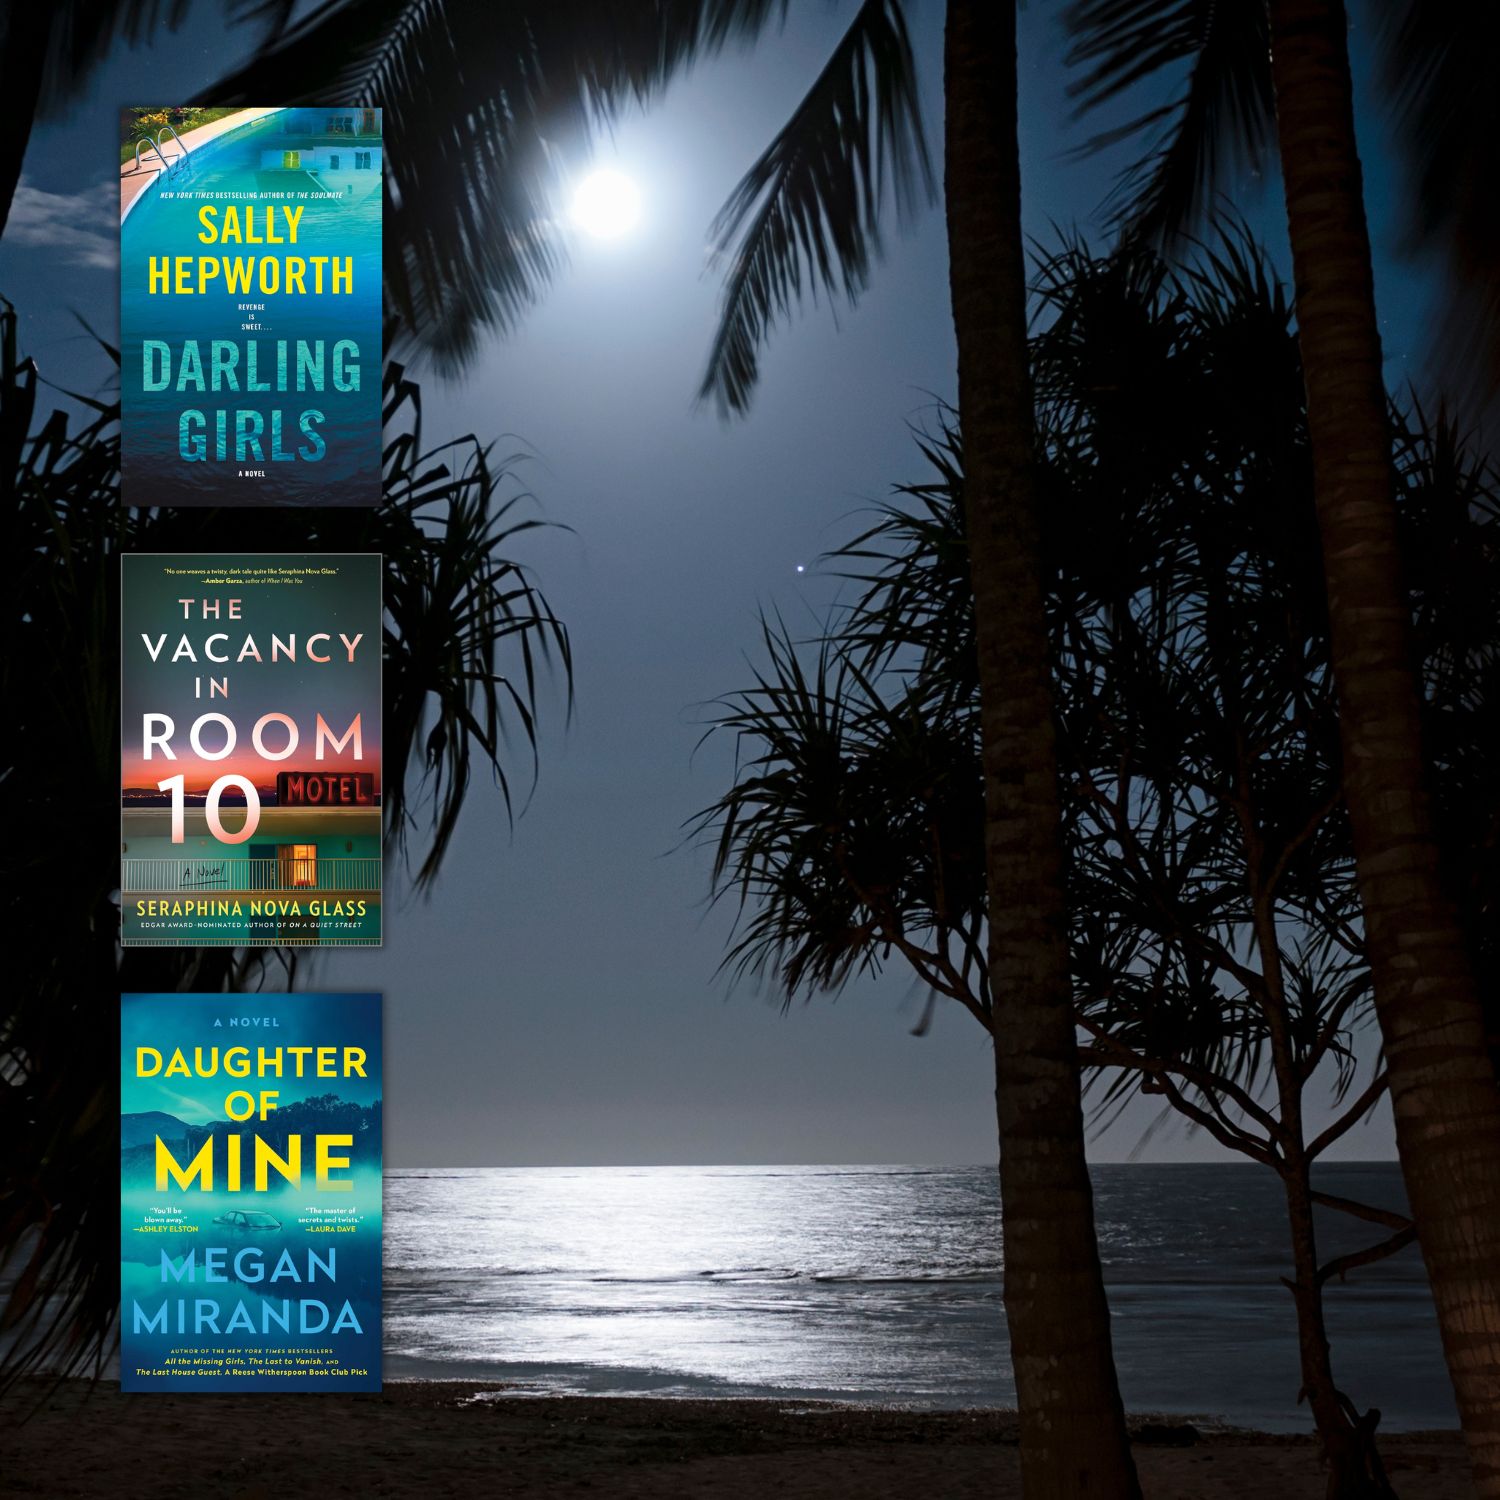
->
[119,106,382,506]
[120,553,383,947]
[120,992,382,1391]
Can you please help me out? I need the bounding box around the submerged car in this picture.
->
[212,1209,282,1229]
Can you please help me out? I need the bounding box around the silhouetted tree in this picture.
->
[941,14,1143,1488]
[8,1,1490,1476]
[1064,3,1500,1480]
[201,9,1143,1487]
[206,3,823,375]
[696,233,1500,1498]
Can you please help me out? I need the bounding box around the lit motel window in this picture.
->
[284,843,317,888]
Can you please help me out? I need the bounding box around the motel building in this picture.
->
[257,108,383,201]
[121,773,381,946]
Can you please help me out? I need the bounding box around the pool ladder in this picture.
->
[131,121,193,180]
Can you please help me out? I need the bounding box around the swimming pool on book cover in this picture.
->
[120,992,382,1392]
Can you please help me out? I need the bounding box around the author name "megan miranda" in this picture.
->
[132,1245,362,1335]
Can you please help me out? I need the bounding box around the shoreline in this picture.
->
[2,1380,1467,1498]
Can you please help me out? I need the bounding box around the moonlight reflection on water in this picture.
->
[381,1162,1447,1430]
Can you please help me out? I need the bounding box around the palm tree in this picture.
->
[1271,12,1500,1473]
[937,10,1138,1493]
[700,6,1135,1485]
[699,233,1500,1495]
[1064,1,1500,1483]
[0,306,570,1383]
[22,5,1141,1485]
[199,5,1139,1490]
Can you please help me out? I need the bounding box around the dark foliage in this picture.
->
[1064,0,1500,421]
[699,0,931,414]
[1062,0,1273,245]
[692,232,1500,1461]
[198,1,930,409]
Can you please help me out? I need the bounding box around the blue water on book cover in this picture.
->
[119,992,382,1391]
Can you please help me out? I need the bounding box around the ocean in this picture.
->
[383,1161,1451,1431]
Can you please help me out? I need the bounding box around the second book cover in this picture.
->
[120,552,383,947]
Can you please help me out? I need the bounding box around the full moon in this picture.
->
[571,170,642,239]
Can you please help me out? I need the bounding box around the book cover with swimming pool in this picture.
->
[119,106,382,506]
[120,991,382,1392]
[120,552,382,948]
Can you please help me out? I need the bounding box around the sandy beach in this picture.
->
[0,1381,1467,1498]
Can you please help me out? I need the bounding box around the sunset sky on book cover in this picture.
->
[120,553,382,947]
[119,107,382,506]
[120,992,382,1391]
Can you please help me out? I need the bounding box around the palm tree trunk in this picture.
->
[1281,1162,1394,1500]
[944,4,1139,1495]
[1253,894,1392,1497]
[1266,1,1500,1489]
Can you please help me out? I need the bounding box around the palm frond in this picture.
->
[0,0,196,235]
[1062,0,1273,245]
[825,410,974,699]
[695,227,1500,1180]
[689,609,987,1020]
[1377,0,1500,420]
[203,1,792,373]
[699,0,932,415]
[377,361,573,887]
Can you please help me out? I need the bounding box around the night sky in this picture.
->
[5,2,1429,1166]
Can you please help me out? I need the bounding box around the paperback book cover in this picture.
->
[119,106,382,506]
[120,992,382,1391]
[120,553,382,947]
